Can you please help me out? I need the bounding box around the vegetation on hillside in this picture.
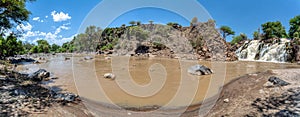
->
[0,0,300,59]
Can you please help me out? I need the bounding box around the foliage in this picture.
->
[231,33,247,45]
[190,36,204,51]
[261,21,287,39]
[29,45,38,53]
[220,26,235,39]
[191,17,198,26]
[129,21,136,26]
[36,40,50,53]
[50,44,60,52]
[149,20,153,25]
[72,26,102,52]
[289,15,300,39]
[136,21,141,26]
[166,22,181,29]
[253,31,260,40]
[0,34,24,57]
[0,0,34,35]
[129,26,149,41]
[152,42,166,50]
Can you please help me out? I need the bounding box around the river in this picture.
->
[16,54,300,109]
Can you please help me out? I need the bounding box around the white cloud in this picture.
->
[17,23,32,31]
[32,17,40,21]
[54,24,71,35]
[19,24,73,45]
[32,17,44,22]
[45,15,48,18]
[51,11,71,22]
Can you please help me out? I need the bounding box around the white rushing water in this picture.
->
[236,38,290,62]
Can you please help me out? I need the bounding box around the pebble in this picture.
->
[103,73,116,80]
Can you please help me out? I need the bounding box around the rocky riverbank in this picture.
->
[205,69,300,117]
[0,65,92,116]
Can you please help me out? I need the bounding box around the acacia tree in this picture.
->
[289,15,300,39]
[220,26,235,39]
[129,21,136,26]
[149,20,153,25]
[261,21,287,39]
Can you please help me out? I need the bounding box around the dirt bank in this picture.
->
[206,69,300,117]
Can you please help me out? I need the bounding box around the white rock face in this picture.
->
[236,38,291,62]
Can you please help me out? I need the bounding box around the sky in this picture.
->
[21,0,300,45]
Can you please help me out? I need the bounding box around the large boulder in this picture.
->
[188,64,213,76]
[28,69,50,81]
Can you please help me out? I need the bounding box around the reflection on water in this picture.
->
[17,54,300,108]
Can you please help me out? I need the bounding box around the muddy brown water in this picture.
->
[17,54,300,108]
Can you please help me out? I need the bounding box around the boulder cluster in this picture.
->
[0,69,80,116]
[248,77,300,116]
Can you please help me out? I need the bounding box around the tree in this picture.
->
[149,20,154,25]
[0,34,24,56]
[289,15,300,39]
[136,21,141,26]
[129,21,136,26]
[0,0,34,35]
[30,46,38,53]
[220,26,235,39]
[253,31,260,40]
[36,39,50,53]
[231,33,247,45]
[191,17,198,26]
[261,21,287,39]
[50,44,60,52]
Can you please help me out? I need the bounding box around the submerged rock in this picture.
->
[188,64,213,75]
[268,76,290,86]
[103,73,116,80]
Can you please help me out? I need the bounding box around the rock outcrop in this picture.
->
[102,21,238,61]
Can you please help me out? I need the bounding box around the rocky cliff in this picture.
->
[100,20,237,61]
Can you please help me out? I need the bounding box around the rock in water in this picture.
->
[103,73,116,80]
[268,76,290,86]
[28,69,50,81]
[188,64,213,75]
[84,56,93,60]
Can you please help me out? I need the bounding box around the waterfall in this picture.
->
[236,38,290,62]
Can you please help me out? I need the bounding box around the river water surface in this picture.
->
[17,54,300,108]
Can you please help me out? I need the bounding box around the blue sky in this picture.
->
[21,0,300,45]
